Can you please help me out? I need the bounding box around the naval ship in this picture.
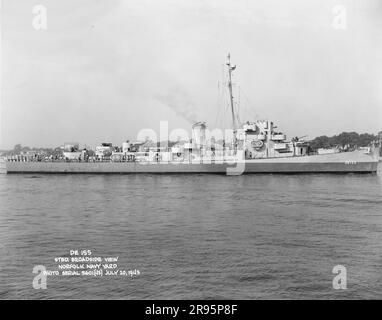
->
[4,55,380,175]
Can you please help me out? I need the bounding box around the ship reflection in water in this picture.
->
[0,168,381,299]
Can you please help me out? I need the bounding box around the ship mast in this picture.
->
[226,53,236,130]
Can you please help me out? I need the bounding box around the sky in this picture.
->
[1,0,381,149]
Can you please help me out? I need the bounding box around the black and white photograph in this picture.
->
[0,0,381,309]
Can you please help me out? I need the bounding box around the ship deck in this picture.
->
[3,149,379,175]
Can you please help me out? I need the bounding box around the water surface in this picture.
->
[0,167,381,299]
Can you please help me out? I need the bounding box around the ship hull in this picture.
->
[4,149,379,175]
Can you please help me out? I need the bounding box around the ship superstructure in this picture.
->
[4,55,380,174]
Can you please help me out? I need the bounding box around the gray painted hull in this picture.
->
[4,149,379,175]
